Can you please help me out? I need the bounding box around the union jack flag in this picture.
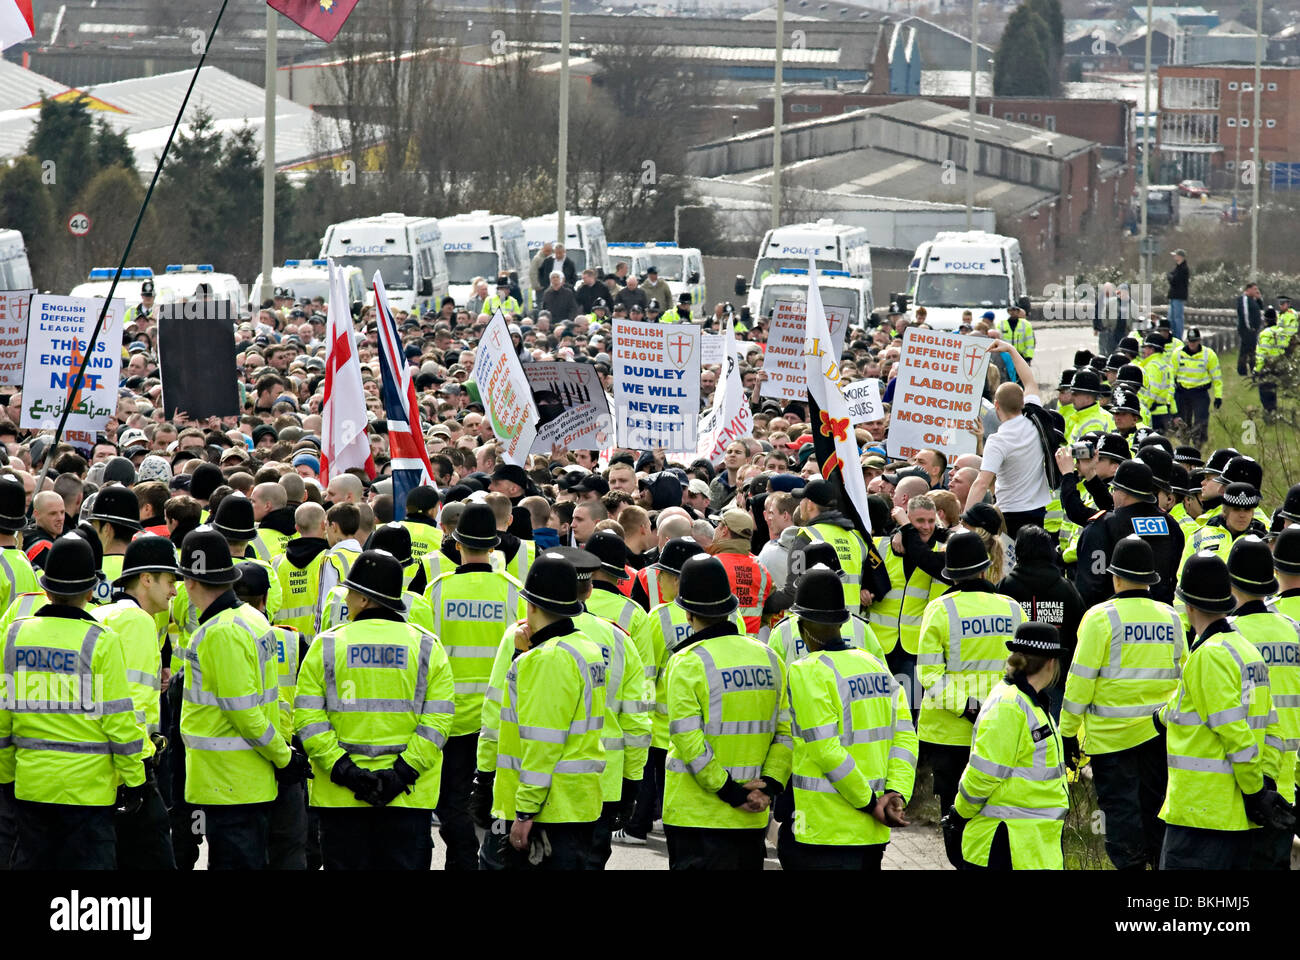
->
[372,273,435,519]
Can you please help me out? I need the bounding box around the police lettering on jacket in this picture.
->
[960,615,1016,635]
[347,644,409,668]
[14,646,78,672]
[720,665,773,690]
[443,599,506,621]
[1123,622,1176,643]
[1255,642,1300,666]
[847,672,892,701]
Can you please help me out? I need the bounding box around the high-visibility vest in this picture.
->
[1060,595,1185,755]
[250,527,291,565]
[420,549,456,588]
[662,628,793,830]
[646,601,746,749]
[92,599,165,744]
[635,566,668,608]
[0,611,147,804]
[953,678,1068,869]
[94,555,122,607]
[1158,622,1282,831]
[759,612,884,666]
[272,551,324,637]
[181,604,290,805]
[1279,308,1299,333]
[794,523,867,609]
[0,592,47,632]
[1255,325,1291,374]
[1138,353,1175,415]
[503,539,536,583]
[1229,607,1300,804]
[1043,494,1064,536]
[295,616,454,809]
[491,629,606,823]
[1067,403,1115,443]
[1174,346,1222,398]
[484,295,520,316]
[869,538,944,656]
[425,569,525,737]
[0,547,38,616]
[325,545,361,583]
[917,589,1026,746]
[400,520,442,563]
[715,551,772,633]
[789,646,916,846]
[996,316,1035,359]
[243,556,283,621]
[575,610,650,800]
[585,583,654,680]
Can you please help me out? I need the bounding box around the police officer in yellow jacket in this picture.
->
[943,622,1070,870]
[1223,536,1300,870]
[0,476,38,618]
[0,536,148,869]
[178,528,310,869]
[295,550,455,869]
[780,566,915,870]
[1157,552,1294,869]
[1060,536,1185,870]
[663,554,792,870]
[95,535,179,870]
[1269,526,1300,620]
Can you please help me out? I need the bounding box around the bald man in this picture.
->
[25,491,66,569]
[325,473,364,505]
[251,481,294,563]
[279,472,306,507]
[892,475,931,512]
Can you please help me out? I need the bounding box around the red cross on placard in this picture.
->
[668,335,691,365]
[818,409,850,443]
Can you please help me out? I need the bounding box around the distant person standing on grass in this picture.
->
[1166,249,1189,340]
[1236,281,1263,376]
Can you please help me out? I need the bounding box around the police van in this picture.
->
[741,219,871,316]
[906,231,1028,331]
[247,259,368,311]
[523,212,609,277]
[319,213,449,315]
[756,267,873,332]
[154,264,245,319]
[438,211,532,310]
[69,267,155,303]
[607,241,705,308]
[0,229,33,290]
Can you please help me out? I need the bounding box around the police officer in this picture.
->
[1198,455,1270,530]
[1178,481,1265,577]
[0,476,37,616]
[1066,369,1115,442]
[760,544,885,664]
[485,276,521,316]
[1173,328,1222,446]
[295,550,455,869]
[0,535,147,869]
[662,554,792,870]
[481,553,606,869]
[1073,459,1184,608]
[1276,484,1300,535]
[790,478,883,611]
[996,301,1034,363]
[778,565,915,870]
[583,530,652,644]
[1194,447,1240,522]
[942,622,1069,870]
[553,546,650,868]
[178,527,309,869]
[1137,333,1176,431]
[316,503,364,632]
[1254,308,1289,417]
[423,502,525,870]
[88,485,143,587]
[367,522,435,631]
[398,486,443,565]
[272,502,330,639]
[212,496,282,619]
[1223,536,1300,869]
[92,535,179,870]
[917,532,1026,813]
[125,279,156,326]
[1060,536,1184,870]
[1157,552,1293,869]
[1269,526,1300,620]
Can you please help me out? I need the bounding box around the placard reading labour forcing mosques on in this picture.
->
[887,327,990,460]
[613,318,701,453]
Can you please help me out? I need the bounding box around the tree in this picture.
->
[62,166,150,293]
[994,6,1054,96]
[0,157,56,282]
[25,97,138,216]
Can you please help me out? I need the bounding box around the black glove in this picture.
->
[716,776,752,808]
[1062,735,1082,772]
[618,778,639,828]
[470,771,495,829]
[330,754,382,805]
[961,697,981,725]
[1214,397,1222,409]
[1243,779,1296,832]
[941,807,967,869]
[758,776,783,800]
[115,781,149,816]
[1152,709,1166,738]
[371,756,420,806]
[275,748,312,785]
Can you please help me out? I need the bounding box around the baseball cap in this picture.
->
[687,477,711,498]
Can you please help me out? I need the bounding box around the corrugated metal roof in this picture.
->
[0,60,75,111]
[870,99,1093,156]
[920,69,992,97]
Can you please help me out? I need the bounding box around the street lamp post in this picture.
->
[772,0,784,231]
[1139,0,1153,293]
[1251,0,1262,277]
[966,0,977,230]
[557,0,571,243]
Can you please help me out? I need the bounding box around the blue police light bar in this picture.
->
[822,269,851,277]
[89,267,155,280]
[88,268,114,279]
[608,241,646,247]
[197,264,214,272]
[312,259,328,266]
[284,259,302,267]
[653,242,678,247]
[778,268,808,275]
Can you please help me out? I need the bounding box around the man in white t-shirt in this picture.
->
[963,339,1051,536]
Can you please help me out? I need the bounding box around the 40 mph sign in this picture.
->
[67,213,91,236]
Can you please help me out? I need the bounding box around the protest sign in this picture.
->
[887,328,990,460]
[702,333,723,366]
[527,362,614,453]
[19,295,122,435]
[698,316,753,463]
[761,298,849,402]
[843,378,883,425]
[158,315,240,420]
[0,289,33,387]
[473,312,540,465]
[613,317,701,453]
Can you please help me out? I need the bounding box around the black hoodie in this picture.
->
[284,536,329,569]
[259,505,298,538]
[999,562,1085,653]
[645,472,684,511]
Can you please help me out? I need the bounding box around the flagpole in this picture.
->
[260,5,277,306]
[33,0,233,490]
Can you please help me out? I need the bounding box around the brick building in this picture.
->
[1156,63,1300,188]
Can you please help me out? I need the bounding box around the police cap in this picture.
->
[1106,535,1159,585]
[1222,482,1261,509]
[453,502,500,551]
[1137,433,1173,456]
[1227,535,1278,597]
[674,554,739,618]
[369,522,413,565]
[522,552,583,617]
[1005,622,1067,659]
[1174,445,1204,468]
[1176,552,1235,613]
[790,565,849,624]
[234,561,271,599]
[546,546,601,581]
[343,549,406,611]
[39,535,99,595]
[179,526,239,585]
[116,534,180,585]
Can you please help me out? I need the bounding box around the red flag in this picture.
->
[267,0,359,43]
[0,0,34,50]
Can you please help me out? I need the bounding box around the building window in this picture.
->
[1267,118,1276,128]
[791,103,823,114]
[1162,76,1221,109]
[1241,117,1251,126]
[1229,81,1238,90]
[1005,112,1014,120]
[1268,82,1278,91]
[1018,112,1027,121]
[1031,113,1040,122]
[1160,112,1220,145]
[1242,82,1253,92]
[1226,160,1236,170]
[1227,117,1237,127]
[1044,115,1056,131]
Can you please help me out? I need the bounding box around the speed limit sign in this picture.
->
[67,212,91,236]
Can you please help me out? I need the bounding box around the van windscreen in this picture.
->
[913,274,1010,308]
[445,251,500,284]
[335,255,413,289]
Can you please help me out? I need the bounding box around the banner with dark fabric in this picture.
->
[157,315,240,420]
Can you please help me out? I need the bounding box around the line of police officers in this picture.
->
[0,459,1296,871]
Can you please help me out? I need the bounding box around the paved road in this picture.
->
[1029,324,1103,399]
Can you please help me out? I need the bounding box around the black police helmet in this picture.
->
[453,502,501,551]
[0,475,25,532]
[674,554,740,618]
[940,531,990,581]
[39,534,100,595]
[1111,459,1156,503]
[584,530,630,580]
[797,541,843,577]
[89,485,142,530]
[234,561,272,599]
[521,552,583,617]
[343,549,406,611]
[1095,433,1132,463]
[212,495,256,542]
[1069,369,1103,395]
[653,536,704,575]
[1115,363,1144,388]
[179,526,239,585]
[1106,535,1160,585]
[1227,535,1278,597]
[790,565,849,624]
[1204,448,1241,477]
[116,534,180,586]
[1176,552,1236,614]
[1272,526,1300,575]
[369,522,414,565]
[1280,483,1300,522]
[1221,455,1263,492]
[1136,446,1173,492]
